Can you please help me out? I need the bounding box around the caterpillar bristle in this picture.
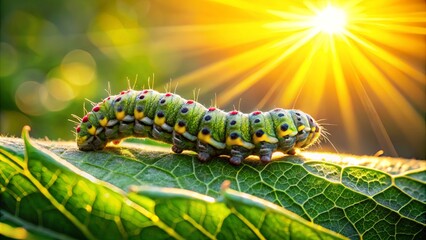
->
[173,81,179,94]
[70,114,82,122]
[163,83,168,93]
[68,118,80,125]
[237,98,242,111]
[193,88,200,102]
[85,98,97,107]
[82,102,88,115]
[315,119,336,125]
[210,93,219,109]
[147,74,155,89]
[318,125,338,153]
[70,129,77,137]
[105,82,112,96]
[132,74,139,90]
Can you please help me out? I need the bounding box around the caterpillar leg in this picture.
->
[229,146,251,165]
[134,120,153,137]
[277,136,297,154]
[172,145,183,154]
[172,132,184,153]
[152,125,173,143]
[196,141,221,162]
[287,148,297,155]
[105,125,119,139]
[78,135,107,151]
[258,142,277,163]
[119,122,134,136]
[172,132,197,153]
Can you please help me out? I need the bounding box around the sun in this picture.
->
[156,0,426,158]
[313,6,347,34]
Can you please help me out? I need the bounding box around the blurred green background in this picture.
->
[1,0,425,159]
[1,0,173,140]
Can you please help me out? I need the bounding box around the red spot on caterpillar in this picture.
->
[274,108,281,112]
[82,115,89,123]
[208,107,216,112]
[252,111,261,115]
[120,91,126,95]
[229,111,238,115]
[92,106,100,112]
[76,126,81,133]
[187,100,194,104]
[107,97,111,100]
[142,90,149,94]
[112,140,121,145]
[165,93,172,97]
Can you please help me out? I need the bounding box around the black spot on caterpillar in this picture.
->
[75,89,321,165]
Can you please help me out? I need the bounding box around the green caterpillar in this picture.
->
[75,89,321,165]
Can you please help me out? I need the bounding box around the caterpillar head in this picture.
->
[290,110,321,149]
[289,110,311,146]
[303,113,321,148]
[76,113,107,151]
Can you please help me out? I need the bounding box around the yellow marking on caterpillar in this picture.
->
[134,109,144,120]
[253,134,278,144]
[99,117,108,127]
[278,128,296,138]
[311,126,316,132]
[226,136,244,147]
[154,115,166,126]
[77,136,87,145]
[174,124,186,134]
[197,132,226,149]
[87,126,96,135]
[226,137,255,149]
[115,111,125,121]
[197,131,211,144]
[297,125,305,131]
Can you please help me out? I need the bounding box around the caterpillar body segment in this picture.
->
[76,89,321,165]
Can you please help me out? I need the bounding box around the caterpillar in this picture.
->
[75,89,321,165]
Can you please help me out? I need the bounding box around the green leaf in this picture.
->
[0,211,73,240]
[48,142,424,239]
[1,128,425,239]
[0,127,345,239]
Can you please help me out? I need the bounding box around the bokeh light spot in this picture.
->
[38,78,74,112]
[61,49,96,86]
[0,42,18,77]
[45,78,75,101]
[15,81,47,116]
